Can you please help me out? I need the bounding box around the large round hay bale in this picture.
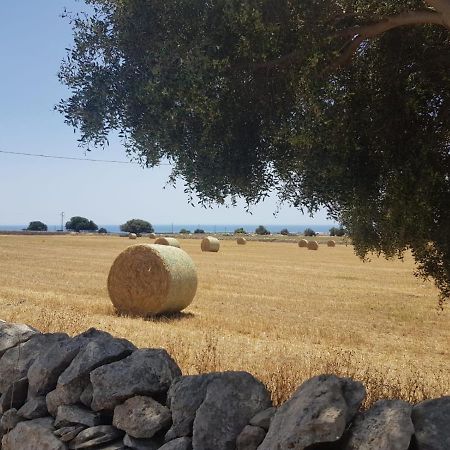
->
[129,233,137,240]
[201,236,220,252]
[298,239,308,248]
[107,244,197,316]
[307,240,319,251]
[237,237,247,245]
[327,240,336,247]
[148,233,156,239]
[154,237,180,248]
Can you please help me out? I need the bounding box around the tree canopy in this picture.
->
[59,0,450,301]
[65,216,98,232]
[120,219,154,234]
[27,221,48,232]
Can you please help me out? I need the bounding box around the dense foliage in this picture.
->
[304,228,316,237]
[65,216,98,232]
[280,228,289,236]
[330,227,346,237]
[255,225,270,235]
[59,0,450,301]
[179,228,190,234]
[234,228,246,234]
[98,227,108,234]
[120,219,154,234]
[194,228,205,234]
[26,221,48,232]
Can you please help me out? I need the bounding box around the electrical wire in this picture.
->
[0,149,171,165]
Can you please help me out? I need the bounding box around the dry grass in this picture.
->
[0,234,448,407]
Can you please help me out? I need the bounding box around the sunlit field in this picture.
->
[0,234,448,406]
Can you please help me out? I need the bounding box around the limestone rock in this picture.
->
[165,374,212,441]
[249,407,276,430]
[47,334,135,415]
[113,395,171,439]
[236,425,266,450]
[91,349,181,411]
[0,377,29,413]
[412,396,450,450]
[123,433,162,449]
[2,417,65,450]
[54,425,86,442]
[0,321,39,358]
[28,338,84,398]
[344,399,413,450]
[0,333,67,392]
[165,371,271,450]
[258,374,366,450]
[159,437,193,450]
[55,404,103,428]
[68,425,124,449]
[0,408,23,434]
[17,395,48,419]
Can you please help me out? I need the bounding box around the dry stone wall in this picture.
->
[0,320,449,450]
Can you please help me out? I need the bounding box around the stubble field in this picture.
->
[0,234,448,406]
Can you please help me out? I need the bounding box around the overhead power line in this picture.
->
[0,149,171,165]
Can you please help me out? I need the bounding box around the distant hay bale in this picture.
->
[107,244,197,316]
[298,239,308,248]
[129,233,137,240]
[201,236,220,252]
[70,232,78,236]
[307,240,319,251]
[154,237,180,248]
[148,233,156,239]
[327,240,336,247]
[237,237,247,245]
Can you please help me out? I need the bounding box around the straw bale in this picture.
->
[327,240,336,247]
[148,233,156,239]
[154,237,180,248]
[201,236,220,252]
[107,244,197,316]
[298,239,308,248]
[307,240,319,250]
[237,237,247,245]
[129,233,137,240]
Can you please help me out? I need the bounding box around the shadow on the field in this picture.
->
[144,311,195,323]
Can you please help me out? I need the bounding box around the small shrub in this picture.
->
[194,228,205,234]
[234,227,246,234]
[255,225,270,235]
[98,228,108,234]
[179,228,191,234]
[280,228,289,235]
[303,227,316,237]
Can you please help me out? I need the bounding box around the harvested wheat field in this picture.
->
[0,234,448,406]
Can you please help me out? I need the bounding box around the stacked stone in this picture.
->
[0,320,449,450]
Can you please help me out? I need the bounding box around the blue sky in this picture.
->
[0,1,333,227]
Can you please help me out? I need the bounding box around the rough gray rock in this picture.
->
[28,338,84,398]
[2,417,65,450]
[54,404,103,428]
[54,425,86,442]
[0,377,29,413]
[158,437,193,450]
[68,425,124,449]
[249,407,276,431]
[344,399,413,450]
[80,383,93,408]
[166,371,271,450]
[165,374,212,441]
[258,374,366,450]
[47,334,135,415]
[17,395,48,419]
[92,441,126,450]
[0,321,39,358]
[90,349,181,411]
[0,408,24,433]
[113,395,171,439]
[0,333,67,392]
[412,396,450,450]
[123,433,162,449]
[236,425,266,450]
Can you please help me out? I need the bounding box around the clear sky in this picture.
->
[0,1,333,227]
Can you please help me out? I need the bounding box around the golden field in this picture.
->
[0,234,448,406]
